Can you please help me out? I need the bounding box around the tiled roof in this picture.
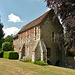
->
[18,10,51,34]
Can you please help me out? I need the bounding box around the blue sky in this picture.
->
[0,0,49,37]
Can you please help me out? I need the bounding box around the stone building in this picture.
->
[13,10,65,66]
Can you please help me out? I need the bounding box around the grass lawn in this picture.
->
[0,58,75,75]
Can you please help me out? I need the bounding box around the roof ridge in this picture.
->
[23,10,50,28]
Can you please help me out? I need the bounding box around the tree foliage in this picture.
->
[0,35,13,50]
[0,38,5,49]
[2,42,13,51]
[45,0,75,51]
[0,23,4,40]
[2,35,14,51]
[5,35,13,46]
[0,50,3,58]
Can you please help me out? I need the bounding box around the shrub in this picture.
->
[21,58,32,62]
[67,50,75,57]
[34,61,48,66]
[3,51,9,58]
[0,50,3,58]
[3,51,19,59]
[26,58,32,62]
[2,42,13,51]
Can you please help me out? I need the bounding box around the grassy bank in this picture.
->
[0,58,75,75]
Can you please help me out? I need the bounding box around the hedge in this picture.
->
[3,51,19,59]
[0,50,3,58]
[34,61,48,66]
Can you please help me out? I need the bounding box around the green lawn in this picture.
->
[0,58,75,75]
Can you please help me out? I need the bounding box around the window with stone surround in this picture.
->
[35,27,37,36]
[51,31,55,42]
[47,48,51,57]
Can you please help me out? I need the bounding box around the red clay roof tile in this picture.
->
[18,10,50,34]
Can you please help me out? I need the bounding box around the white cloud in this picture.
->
[3,27,20,37]
[47,8,51,11]
[8,13,23,23]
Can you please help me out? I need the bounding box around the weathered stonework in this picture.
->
[40,14,65,65]
[13,10,65,66]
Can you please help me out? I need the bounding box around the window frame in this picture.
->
[47,47,51,57]
[51,31,55,42]
[35,27,37,37]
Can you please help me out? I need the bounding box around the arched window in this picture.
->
[47,48,51,57]
[35,27,37,36]
[52,31,55,41]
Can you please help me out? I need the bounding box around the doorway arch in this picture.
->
[55,60,62,66]
[21,43,25,58]
[47,60,52,65]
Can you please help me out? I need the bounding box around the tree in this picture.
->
[0,23,4,40]
[45,0,75,52]
[0,35,13,57]
[4,35,14,51]
[0,38,5,49]
[0,23,4,50]
[0,35,14,50]
[5,35,13,46]
[2,42,13,51]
